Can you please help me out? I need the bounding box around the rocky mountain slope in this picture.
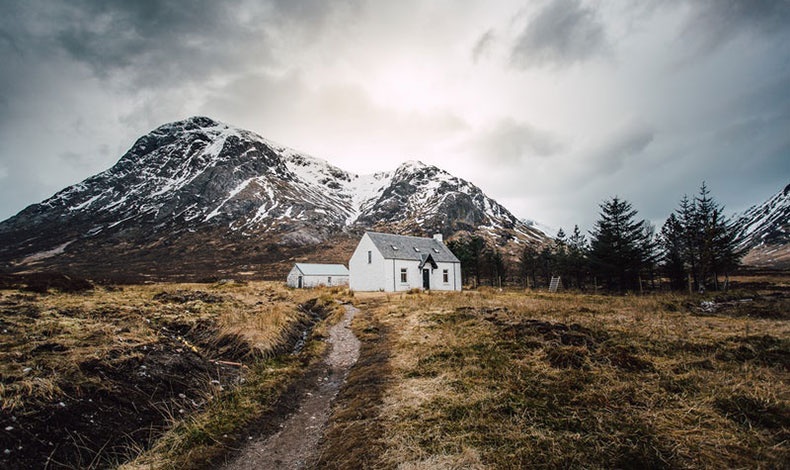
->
[735,183,790,269]
[0,117,546,281]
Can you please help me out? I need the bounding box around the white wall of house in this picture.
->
[349,234,389,291]
[286,266,348,288]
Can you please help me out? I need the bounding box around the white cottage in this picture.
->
[286,263,349,288]
[349,232,462,292]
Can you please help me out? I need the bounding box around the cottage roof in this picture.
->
[366,232,460,263]
[294,263,349,276]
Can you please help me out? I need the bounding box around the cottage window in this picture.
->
[400,268,408,283]
[367,250,372,263]
[443,269,449,283]
[328,276,332,284]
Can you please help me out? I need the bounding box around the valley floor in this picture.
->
[2,274,788,469]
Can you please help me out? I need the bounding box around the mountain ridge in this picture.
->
[735,183,790,269]
[0,116,546,281]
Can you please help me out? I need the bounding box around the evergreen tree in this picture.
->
[662,183,744,292]
[588,197,653,292]
[659,213,687,290]
[485,247,506,287]
[553,228,569,283]
[538,245,554,287]
[447,236,486,287]
[566,225,589,289]
[519,244,539,288]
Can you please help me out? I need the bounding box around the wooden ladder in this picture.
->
[549,276,562,293]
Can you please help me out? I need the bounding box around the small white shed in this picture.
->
[287,263,349,288]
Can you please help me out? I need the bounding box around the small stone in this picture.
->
[4,426,13,431]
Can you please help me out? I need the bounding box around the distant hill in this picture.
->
[734,183,790,269]
[0,117,547,281]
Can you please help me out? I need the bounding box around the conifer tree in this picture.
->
[661,183,744,291]
[588,197,653,292]
[567,225,589,288]
[519,244,539,288]
[659,213,687,290]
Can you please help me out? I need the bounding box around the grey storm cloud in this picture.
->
[680,0,790,54]
[589,123,654,174]
[1,0,356,89]
[510,0,608,68]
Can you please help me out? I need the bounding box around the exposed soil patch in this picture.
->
[0,272,93,294]
[1,333,244,469]
[153,290,226,304]
[221,305,361,470]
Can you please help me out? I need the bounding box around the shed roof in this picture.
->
[366,232,460,263]
[294,263,349,276]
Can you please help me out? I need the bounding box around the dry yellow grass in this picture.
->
[0,280,344,469]
[351,288,790,469]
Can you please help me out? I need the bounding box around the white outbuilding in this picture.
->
[286,263,349,288]
[349,231,462,292]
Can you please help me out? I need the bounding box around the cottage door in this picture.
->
[422,269,430,290]
[298,276,303,288]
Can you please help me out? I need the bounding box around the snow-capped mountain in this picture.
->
[735,183,790,268]
[0,117,546,280]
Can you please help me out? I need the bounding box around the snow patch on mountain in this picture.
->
[735,183,790,250]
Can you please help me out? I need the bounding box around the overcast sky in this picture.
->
[1,0,788,234]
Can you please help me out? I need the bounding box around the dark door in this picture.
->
[298,276,303,288]
[422,269,430,290]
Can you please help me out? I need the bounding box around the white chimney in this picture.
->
[433,233,443,243]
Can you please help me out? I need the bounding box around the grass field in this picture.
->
[2,274,788,469]
[324,279,789,469]
[0,278,344,469]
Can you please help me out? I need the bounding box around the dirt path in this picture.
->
[222,305,361,470]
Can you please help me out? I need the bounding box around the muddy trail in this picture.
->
[221,305,361,470]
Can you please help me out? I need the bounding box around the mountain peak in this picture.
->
[0,118,549,280]
[160,116,224,131]
[736,182,790,268]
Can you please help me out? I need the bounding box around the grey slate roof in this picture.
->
[294,263,349,276]
[366,232,460,263]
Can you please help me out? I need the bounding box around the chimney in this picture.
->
[433,233,443,243]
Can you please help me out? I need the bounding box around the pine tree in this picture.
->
[567,225,589,289]
[588,197,653,292]
[659,213,687,290]
[519,244,539,288]
[553,228,569,284]
[662,183,744,292]
[447,237,484,287]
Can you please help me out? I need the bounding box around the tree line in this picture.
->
[447,183,744,293]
